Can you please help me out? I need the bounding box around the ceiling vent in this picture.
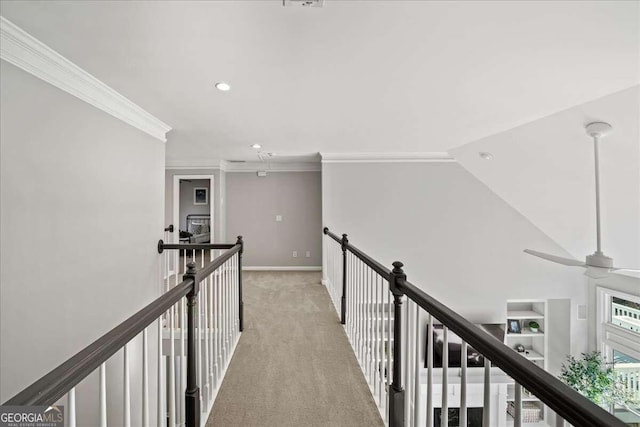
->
[283,0,324,7]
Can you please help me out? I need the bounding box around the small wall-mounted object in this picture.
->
[275,215,282,222]
[257,171,267,177]
[577,304,587,320]
[283,0,324,7]
[194,187,208,205]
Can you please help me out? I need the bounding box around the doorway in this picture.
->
[172,174,215,272]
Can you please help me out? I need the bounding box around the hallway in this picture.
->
[206,271,384,427]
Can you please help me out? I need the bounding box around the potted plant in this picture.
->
[528,321,539,333]
[559,351,637,408]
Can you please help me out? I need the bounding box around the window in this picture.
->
[597,288,640,424]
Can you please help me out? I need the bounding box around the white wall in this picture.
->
[450,86,640,269]
[0,61,163,425]
[322,161,589,357]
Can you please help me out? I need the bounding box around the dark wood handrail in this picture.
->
[194,244,241,283]
[324,226,626,427]
[324,227,391,280]
[157,240,235,253]
[4,278,194,406]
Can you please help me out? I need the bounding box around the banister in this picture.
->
[157,240,235,253]
[324,226,627,427]
[4,278,195,406]
[193,244,241,283]
[398,278,625,427]
[324,227,391,280]
[4,239,245,425]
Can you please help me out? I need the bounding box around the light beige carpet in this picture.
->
[206,271,384,427]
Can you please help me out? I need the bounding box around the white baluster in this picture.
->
[169,305,176,427]
[67,388,76,427]
[555,413,565,427]
[514,383,522,427]
[483,359,491,427]
[378,273,384,408]
[442,325,449,427]
[197,254,203,410]
[460,341,467,427]
[142,329,149,427]
[123,345,131,427]
[365,267,371,382]
[99,363,107,427]
[413,304,421,426]
[180,299,186,427]
[157,318,164,427]
[426,315,433,427]
[204,270,211,406]
[404,300,413,425]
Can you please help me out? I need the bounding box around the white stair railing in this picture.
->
[323,226,626,427]
[3,236,243,427]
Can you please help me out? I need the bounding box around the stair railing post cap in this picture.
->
[185,262,197,275]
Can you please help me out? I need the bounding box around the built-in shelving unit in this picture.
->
[505,300,548,425]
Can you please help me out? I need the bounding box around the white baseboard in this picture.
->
[243,266,322,271]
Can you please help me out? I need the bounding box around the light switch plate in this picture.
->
[276,215,282,222]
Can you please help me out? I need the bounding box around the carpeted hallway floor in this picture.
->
[206,271,384,427]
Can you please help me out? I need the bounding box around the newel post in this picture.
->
[340,233,348,325]
[388,261,406,427]
[236,235,244,332]
[183,262,201,427]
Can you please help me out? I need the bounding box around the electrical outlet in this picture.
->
[305,251,311,258]
[292,251,298,258]
[276,215,282,222]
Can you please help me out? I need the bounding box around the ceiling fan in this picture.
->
[524,122,640,278]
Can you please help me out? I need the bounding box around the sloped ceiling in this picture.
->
[0,1,638,165]
[450,86,640,269]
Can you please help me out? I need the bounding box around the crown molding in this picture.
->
[320,152,456,163]
[165,159,320,172]
[0,16,171,142]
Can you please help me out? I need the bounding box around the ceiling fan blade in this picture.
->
[524,249,586,267]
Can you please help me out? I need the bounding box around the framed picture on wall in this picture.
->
[194,187,208,205]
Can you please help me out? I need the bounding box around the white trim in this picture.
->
[173,174,215,243]
[0,16,171,142]
[165,160,320,172]
[320,152,455,163]
[243,266,322,271]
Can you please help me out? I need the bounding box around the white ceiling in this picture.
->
[451,86,640,269]
[1,1,638,165]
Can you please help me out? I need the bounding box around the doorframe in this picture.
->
[172,174,215,244]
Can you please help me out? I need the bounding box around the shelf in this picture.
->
[513,348,544,361]
[507,310,544,319]
[506,328,544,337]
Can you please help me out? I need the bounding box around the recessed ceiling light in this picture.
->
[251,144,262,149]
[215,82,231,91]
[479,152,494,160]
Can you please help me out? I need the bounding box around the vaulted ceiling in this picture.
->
[1,0,638,269]
[1,1,637,165]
